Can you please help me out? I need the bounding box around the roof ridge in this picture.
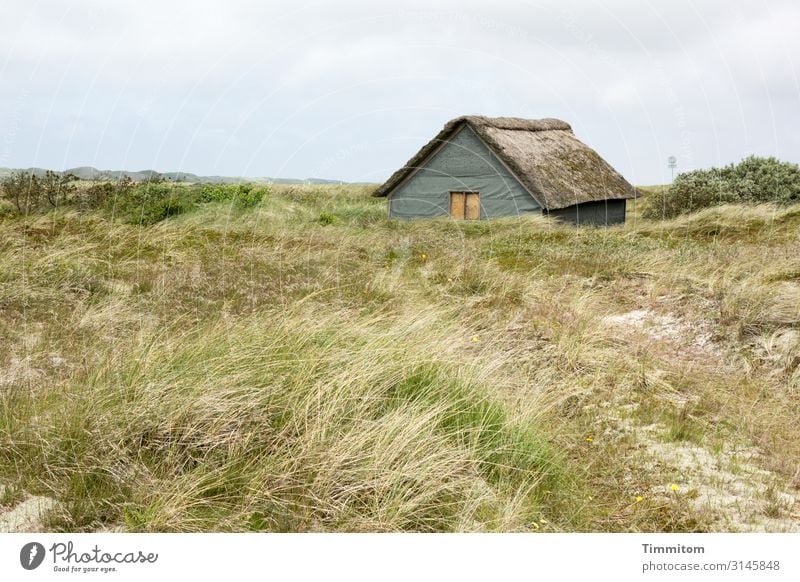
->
[461,116,572,132]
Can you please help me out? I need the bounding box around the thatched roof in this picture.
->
[374,116,637,210]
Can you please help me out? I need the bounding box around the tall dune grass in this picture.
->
[1,187,799,531]
[1,304,569,532]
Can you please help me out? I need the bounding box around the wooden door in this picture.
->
[450,191,479,220]
[449,192,465,219]
[465,192,480,220]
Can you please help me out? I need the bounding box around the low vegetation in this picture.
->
[0,172,272,225]
[1,180,798,532]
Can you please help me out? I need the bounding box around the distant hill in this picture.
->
[0,166,347,185]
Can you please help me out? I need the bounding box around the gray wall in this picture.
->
[546,199,626,226]
[388,125,540,219]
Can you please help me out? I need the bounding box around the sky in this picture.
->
[0,0,798,185]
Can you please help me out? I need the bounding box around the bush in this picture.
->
[1,170,41,214]
[113,179,195,225]
[41,170,78,208]
[0,173,270,223]
[138,195,194,225]
[0,199,16,218]
[199,183,268,208]
[1,173,137,215]
[644,156,800,219]
[82,178,134,211]
[318,211,337,225]
[236,184,267,208]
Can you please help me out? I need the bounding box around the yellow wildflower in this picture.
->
[670,484,679,492]
[635,495,643,503]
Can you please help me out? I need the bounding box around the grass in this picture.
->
[1,184,799,532]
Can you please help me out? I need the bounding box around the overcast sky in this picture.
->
[0,0,797,184]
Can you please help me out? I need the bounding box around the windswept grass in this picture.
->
[4,308,568,532]
[1,184,799,532]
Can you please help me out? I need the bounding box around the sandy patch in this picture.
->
[602,308,720,358]
[0,355,43,387]
[631,421,800,532]
[0,495,58,533]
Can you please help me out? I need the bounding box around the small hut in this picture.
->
[374,116,636,225]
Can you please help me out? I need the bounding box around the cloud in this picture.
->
[0,0,797,183]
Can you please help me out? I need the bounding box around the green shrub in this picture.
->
[0,199,17,218]
[199,183,268,208]
[644,156,800,219]
[113,180,195,225]
[82,178,135,211]
[139,195,194,224]
[84,182,115,209]
[198,184,232,203]
[318,211,337,225]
